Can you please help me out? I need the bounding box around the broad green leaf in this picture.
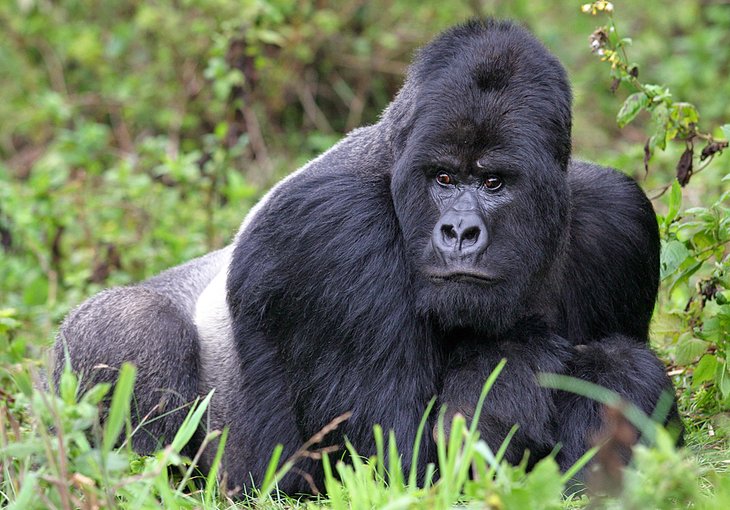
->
[59,365,78,404]
[716,291,730,305]
[617,92,648,128]
[668,257,701,295]
[692,354,717,389]
[684,207,716,221]
[660,240,690,280]
[673,102,700,128]
[674,335,709,365]
[507,457,563,508]
[717,361,730,399]
[651,312,683,338]
[699,317,722,344]
[650,103,670,150]
[81,382,111,406]
[665,179,683,226]
[644,84,671,101]
[690,231,716,251]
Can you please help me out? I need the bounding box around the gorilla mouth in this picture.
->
[425,270,499,284]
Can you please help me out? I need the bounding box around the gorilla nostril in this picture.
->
[462,226,480,244]
[441,224,457,242]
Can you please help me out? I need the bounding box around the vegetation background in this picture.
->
[1,0,729,508]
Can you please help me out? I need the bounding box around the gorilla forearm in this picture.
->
[439,325,572,465]
[554,335,680,471]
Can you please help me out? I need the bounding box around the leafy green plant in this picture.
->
[582,1,730,185]
[657,180,730,415]
[583,0,730,433]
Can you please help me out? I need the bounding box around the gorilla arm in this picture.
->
[438,322,572,467]
[223,139,441,492]
[560,161,661,343]
[552,161,681,470]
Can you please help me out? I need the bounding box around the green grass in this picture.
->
[1,353,729,509]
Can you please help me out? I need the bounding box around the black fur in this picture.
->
[53,19,679,495]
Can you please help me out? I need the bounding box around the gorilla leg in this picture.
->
[54,286,200,454]
[52,248,229,453]
[554,335,680,471]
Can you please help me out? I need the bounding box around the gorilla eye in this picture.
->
[483,175,503,190]
[435,172,454,186]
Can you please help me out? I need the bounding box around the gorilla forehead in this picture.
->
[407,92,550,175]
[403,18,572,170]
[413,92,510,152]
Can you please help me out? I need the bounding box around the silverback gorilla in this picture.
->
[53,19,679,494]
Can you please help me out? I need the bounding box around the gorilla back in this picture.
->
[54,18,678,494]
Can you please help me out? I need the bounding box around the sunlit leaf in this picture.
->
[617,92,648,128]
[660,240,690,280]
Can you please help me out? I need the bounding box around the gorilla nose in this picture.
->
[432,211,488,259]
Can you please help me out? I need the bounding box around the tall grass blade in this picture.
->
[408,397,435,488]
[258,443,284,496]
[170,390,214,453]
[102,362,136,454]
[374,424,385,481]
[469,358,507,436]
[204,426,229,507]
[561,445,598,485]
[539,373,657,443]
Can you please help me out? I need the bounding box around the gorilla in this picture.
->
[54,18,679,494]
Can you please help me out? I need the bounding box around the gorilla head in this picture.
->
[388,19,573,334]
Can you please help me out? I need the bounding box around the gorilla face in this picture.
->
[389,22,573,335]
[409,119,570,335]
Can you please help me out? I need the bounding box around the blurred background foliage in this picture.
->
[1,0,730,462]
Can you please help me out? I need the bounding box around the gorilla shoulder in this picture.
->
[560,160,660,342]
